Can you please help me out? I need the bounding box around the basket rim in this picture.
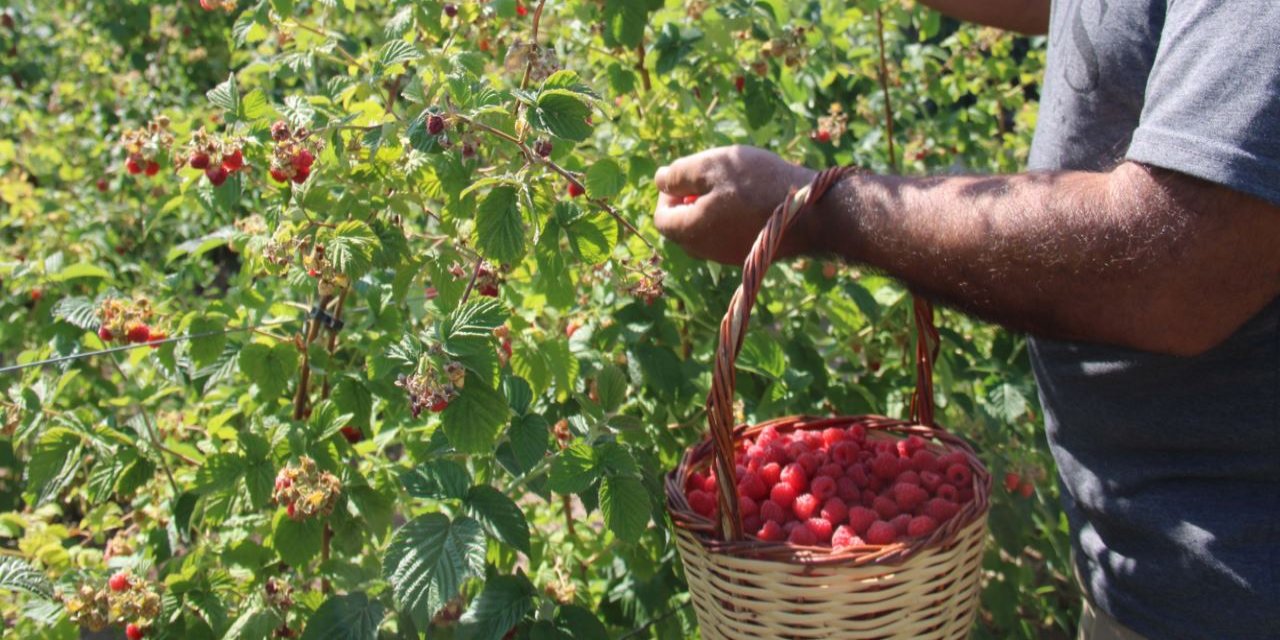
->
[665,413,992,567]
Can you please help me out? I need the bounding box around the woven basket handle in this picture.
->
[706,167,941,541]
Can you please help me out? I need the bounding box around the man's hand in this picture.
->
[653,146,817,265]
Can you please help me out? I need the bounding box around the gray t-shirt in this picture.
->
[1027,1,1280,638]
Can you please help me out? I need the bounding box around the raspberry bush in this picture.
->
[0,1,1071,638]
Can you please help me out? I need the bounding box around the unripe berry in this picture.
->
[200,0,217,10]
[534,139,553,158]
[189,152,210,170]
[567,182,585,198]
[148,330,167,348]
[427,114,446,135]
[126,623,145,640]
[205,165,229,186]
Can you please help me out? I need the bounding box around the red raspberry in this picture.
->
[845,464,868,488]
[821,427,846,446]
[1019,482,1035,498]
[271,120,291,141]
[221,148,244,172]
[700,473,718,493]
[515,2,528,17]
[756,520,785,542]
[205,166,228,186]
[340,425,363,444]
[836,476,860,502]
[769,482,797,509]
[920,470,944,493]
[125,324,151,344]
[958,487,975,503]
[946,463,972,487]
[848,506,878,536]
[905,435,927,454]
[871,453,900,480]
[200,0,216,10]
[98,326,114,341]
[787,524,817,546]
[734,464,748,480]
[847,424,867,442]
[687,490,716,518]
[780,463,807,493]
[890,513,912,536]
[923,498,959,523]
[743,515,762,533]
[817,463,843,479]
[804,517,834,543]
[567,182,585,198]
[443,3,458,17]
[810,476,836,502]
[871,495,899,520]
[745,444,766,460]
[896,439,912,459]
[681,194,698,205]
[936,483,959,502]
[759,499,786,524]
[96,178,109,192]
[831,525,864,549]
[820,497,848,525]
[270,167,290,183]
[430,398,449,413]
[1004,472,1021,493]
[893,483,929,512]
[427,114,446,135]
[292,149,315,171]
[144,161,160,177]
[738,495,759,518]
[292,165,311,184]
[108,572,130,592]
[803,430,824,449]
[865,520,897,545]
[862,488,878,506]
[687,472,707,494]
[831,441,860,466]
[126,624,145,640]
[938,451,967,469]
[910,449,939,473]
[896,470,920,486]
[907,515,938,537]
[756,425,781,446]
[125,156,143,174]
[189,152,210,170]
[792,493,819,520]
[734,76,745,93]
[813,130,832,144]
[738,472,768,501]
[534,139,553,158]
[783,440,808,460]
[760,462,782,486]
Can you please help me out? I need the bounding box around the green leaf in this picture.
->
[49,262,109,282]
[988,383,1029,423]
[326,220,380,280]
[300,592,384,640]
[465,485,531,554]
[189,314,228,369]
[508,413,548,470]
[547,442,595,494]
[272,510,323,567]
[553,605,608,640]
[378,40,421,69]
[24,427,82,506]
[207,73,241,117]
[603,0,648,49]
[225,606,283,640]
[458,573,536,640]
[532,91,592,142]
[309,399,354,442]
[738,332,786,378]
[599,474,650,542]
[0,557,54,600]
[743,74,778,130]
[383,514,487,629]
[593,365,627,413]
[52,296,98,331]
[474,186,526,266]
[442,374,511,454]
[332,377,373,432]
[239,342,299,398]
[583,159,624,199]
[402,459,471,501]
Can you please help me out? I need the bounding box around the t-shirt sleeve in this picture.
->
[1125,0,1280,206]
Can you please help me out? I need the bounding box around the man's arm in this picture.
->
[916,0,1050,36]
[653,147,1280,356]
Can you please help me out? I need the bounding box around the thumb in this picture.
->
[655,156,712,196]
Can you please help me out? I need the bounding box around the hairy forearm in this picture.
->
[915,0,1050,35]
[810,163,1280,355]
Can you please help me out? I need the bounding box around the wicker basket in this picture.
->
[665,168,992,639]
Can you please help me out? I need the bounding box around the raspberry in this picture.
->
[479,283,499,297]
[756,425,781,446]
[189,152,210,170]
[890,513,912,535]
[813,130,832,144]
[108,572,130,592]
[738,495,759,518]
[567,182,585,198]
[938,451,967,469]
[515,2,528,17]
[144,161,160,177]
[804,517,834,543]
[682,194,698,205]
[270,167,290,183]
[803,430,824,450]
[784,440,809,460]
[340,425,363,444]
[787,524,817,546]
[1004,472,1022,493]
[820,497,848,525]
[831,525,864,549]
[125,324,151,344]
[769,482,797,509]
[443,3,458,17]
[738,472,768,501]
[687,490,716,518]
[892,483,928,512]
[905,435,928,454]
[96,178,109,192]
[896,470,921,486]
[907,515,938,537]
[687,472,707,494]
[734,464,748,480]
[1019,482,1035,498]
[734,75,745,93]
[292,149,315,171]
[936,483,958,502]
[862,488,878,506]
[205,165,229,186]
[700,474,717,493]
[271,120,291,141]
[909,449,939,473]
[221,148,244,172]
[836,476,860,502]
[810,475,836,502]
[759,499,786,524]
[831,441,859,466]
[743,515,762,533]
[871,495,899,520]
[865,520,897,545]
[792,493,819,520]
[946,463,972,487]
[126,624,145,640]
[848,506,878,536]
[920,470,944,493]
[745,444,766,460]
[821,427,846,446]
[896,439,912,459]
[870,454,900,480]
[756,520,785,542]
[147,331,167,348]
[958,487,975,503]
[98,326,114,341]
[817,463,843,479]
[292,165,311,184]
[760,462,782,486]
[847,424,867,442]
[126,157,142,174]
[923,498,959,523]
[427,114,446,135]
[845,464,868,488]
[779,463,807,493]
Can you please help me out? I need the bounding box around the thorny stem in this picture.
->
[293,292,334,421]
[635,43,652,92]
[459,257,485,307]
[874,9,899,174]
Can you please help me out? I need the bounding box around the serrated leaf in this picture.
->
[207,74,241,116]
[743,74,779,130]
[378,39,421,69]
[442,374,510,454]
[465,485,531,554]
[49,263,109,282]
[583,159,624,199]
[532,91,592,142]
[272,509,323,567]
[0,557,54,600]
[593,365,626,413]
[189,314,228,369]
[52,296,98,331]
[553,605,608,640]
[383,514,487,630]
[508,413,548,470]
[474,186,526,266]
[309,399,353,442]
[402,459,471,501]
[239,342,299,398]
[603,0,647,49]
[738,332,786,378]
[988,383,1029,423]
[547,442,595,494]
[326,220,380,280]
[24,427,82,506]
[300,592,384,640]
[599,475,650,542]
[458,573,536,640]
